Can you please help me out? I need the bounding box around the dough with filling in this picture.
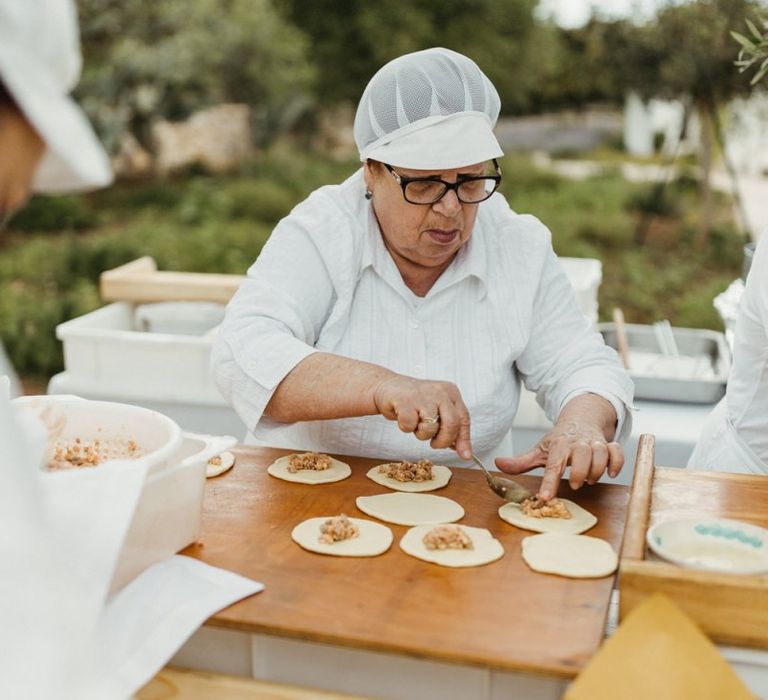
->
[356,492,464,526]
[207,451,234,477]
[498,499,597,534]
[291,516,392,557]
[267,454,351,484]
[366,463,452,492]
[400,524,504,567]
[521,533,618,578]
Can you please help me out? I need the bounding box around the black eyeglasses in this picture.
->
[382,159,502,205]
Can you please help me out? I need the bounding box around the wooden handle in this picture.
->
[100,256,244,304]
[612,307,631,370]
[620,433,655,561]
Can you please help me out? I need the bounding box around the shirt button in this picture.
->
[414,365,423,374]
[409,319,419,329]
[247,361,257,371]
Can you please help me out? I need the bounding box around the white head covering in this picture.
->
[354,47,503,171]
[0,0,112,192]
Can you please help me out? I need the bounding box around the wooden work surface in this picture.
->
[182,446,630,679]
[648,467,768,530]
[620,435,768,648]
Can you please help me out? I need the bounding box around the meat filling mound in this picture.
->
[318,514,359,544]
[520,496,571,519]
[48,438,140,470]
[423,525,474,550]
[288,452,332,473]
[378,459,433,482]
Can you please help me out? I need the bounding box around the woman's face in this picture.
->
[364,160,485,277]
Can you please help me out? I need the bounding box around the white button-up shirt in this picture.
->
[728,233,768,463]
[212,169,633,465]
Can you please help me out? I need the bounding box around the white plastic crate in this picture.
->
[56,302,224,405]
[560,256,602,324]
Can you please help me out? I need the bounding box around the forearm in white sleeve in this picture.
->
[211,222,335,432]
[516,243,634,435]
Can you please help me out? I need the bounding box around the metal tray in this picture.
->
[597,323,730,404]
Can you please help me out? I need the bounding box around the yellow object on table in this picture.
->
[566,594,754,700]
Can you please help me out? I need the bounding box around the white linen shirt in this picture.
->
[212,169,633,465]
[726,233,768,464]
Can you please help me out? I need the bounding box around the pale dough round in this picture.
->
[521,533,618,578]
[498,499,597,534]
[356,492,464,526]
[291,517,393,557]
[366,464,452,492]
[267,454,351,484]
[206,451,234,478]
[400,525,504,568]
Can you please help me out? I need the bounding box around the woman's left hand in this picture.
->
[494,394,624,500]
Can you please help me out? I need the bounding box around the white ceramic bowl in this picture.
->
[109,431,236,592]
[647,517,768,575]
[13,395,183,475]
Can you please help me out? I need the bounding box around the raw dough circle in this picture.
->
[207,451,234,478]
[400,525,504,567]
[267,454,351,484]
[356,492,464,526]
[366,463,452,492]
[521,533,618,578]
[498,499,597,534]
[291,517,393,557]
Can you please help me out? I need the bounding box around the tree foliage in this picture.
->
[75,0,314,150]
[650,0,763,103]
[733,15,768,83]
[281,0,553,114]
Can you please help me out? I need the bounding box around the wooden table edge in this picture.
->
[201,605,602,680]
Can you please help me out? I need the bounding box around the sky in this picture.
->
[536,0,668,28]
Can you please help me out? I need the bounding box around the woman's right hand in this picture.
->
[372,374,472,460]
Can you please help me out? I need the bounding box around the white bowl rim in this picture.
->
[646,516,768,575]
[13,395,183,472]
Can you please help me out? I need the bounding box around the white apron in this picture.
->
[686,397,767,475]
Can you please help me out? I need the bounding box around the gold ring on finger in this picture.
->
[420,415,440,425]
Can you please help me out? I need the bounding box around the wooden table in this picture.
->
[176,446,629,697]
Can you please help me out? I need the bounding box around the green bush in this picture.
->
[223,179,297,222]
[8,194,98,232]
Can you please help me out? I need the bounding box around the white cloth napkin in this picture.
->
[0,397,263,699]
[95,556,263,698]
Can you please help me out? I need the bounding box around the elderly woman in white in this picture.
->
[213,48,633,500]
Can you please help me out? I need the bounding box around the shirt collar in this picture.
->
[362,202,490,299]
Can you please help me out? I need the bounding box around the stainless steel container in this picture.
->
[597,323,730,403]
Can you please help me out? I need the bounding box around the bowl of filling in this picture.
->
[13,395,183,474]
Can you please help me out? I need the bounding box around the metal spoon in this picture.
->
[470,452,533,504]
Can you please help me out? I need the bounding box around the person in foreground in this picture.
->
[687,232,768,474]
[0,0,112,393]
[213,48,634,500]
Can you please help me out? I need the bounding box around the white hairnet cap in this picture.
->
[354,47,503,170]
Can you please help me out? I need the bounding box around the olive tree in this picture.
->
[733,15,768,83]
[596,1,763,244]
[75,0,315,152]
[282,0,552,114]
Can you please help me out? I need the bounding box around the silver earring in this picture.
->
[364,189,373,200]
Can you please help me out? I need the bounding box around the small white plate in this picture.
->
[647,517,768,575]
